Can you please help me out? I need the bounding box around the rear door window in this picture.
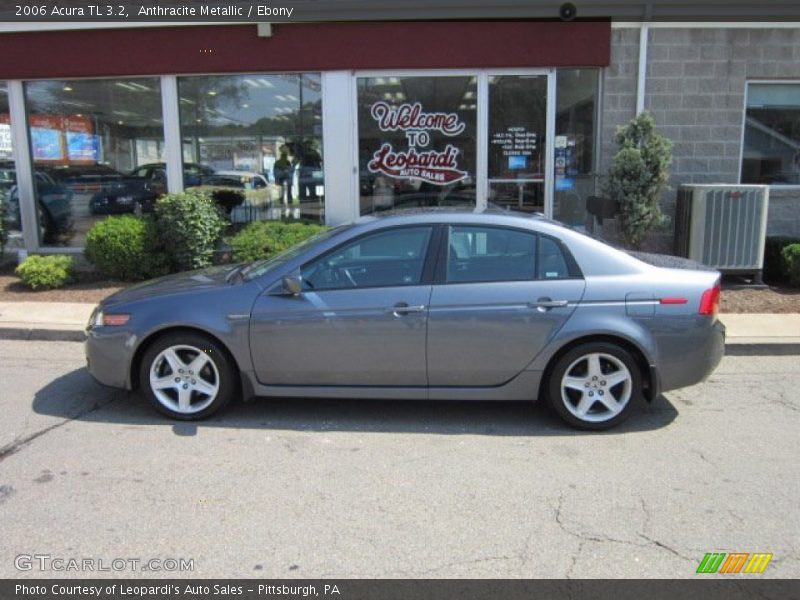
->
[446,225,537,283]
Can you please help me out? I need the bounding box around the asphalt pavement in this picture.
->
[0,340,798,579]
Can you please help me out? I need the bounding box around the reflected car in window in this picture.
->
[130,162,216,188]
[187,171,269,215]
[1,163,74,245]
[86,210,725,430]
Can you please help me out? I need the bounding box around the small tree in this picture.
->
[604,111,673,249]
[155,191,226,272]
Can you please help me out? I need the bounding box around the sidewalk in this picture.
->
[1,301,798,352]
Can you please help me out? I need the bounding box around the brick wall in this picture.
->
[601,27,800,243]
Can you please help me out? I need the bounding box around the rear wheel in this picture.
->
[547,342,642,430]
[139,332,235,420]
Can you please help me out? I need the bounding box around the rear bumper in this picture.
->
[659,318,725,393]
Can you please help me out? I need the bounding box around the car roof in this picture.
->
[355,207,551,226]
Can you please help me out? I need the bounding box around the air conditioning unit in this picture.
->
[674,184,769,281]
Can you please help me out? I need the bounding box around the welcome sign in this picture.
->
[367,101,468,186]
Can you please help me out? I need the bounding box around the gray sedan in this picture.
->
[86,210,725,430]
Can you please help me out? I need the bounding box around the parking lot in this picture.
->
[0,339,797,578]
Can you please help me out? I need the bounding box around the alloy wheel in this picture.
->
[149,344,220,415]
[560,352,632,423]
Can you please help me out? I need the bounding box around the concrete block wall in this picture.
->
[600,27,800,244]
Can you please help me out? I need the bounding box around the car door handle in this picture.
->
[386,303,426,316]
[529,298,569,310]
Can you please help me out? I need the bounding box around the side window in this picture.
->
[447,226,536,283]
[538,236,571,279]
[302,226,433,291]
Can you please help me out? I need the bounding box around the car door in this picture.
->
[249,225,437,387]
[427,225,585,387]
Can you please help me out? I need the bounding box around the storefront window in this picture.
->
[357,75,477,215]
[0,81,21,241]
[554,69,599,229]
[742,83,800,186]
[488,75,548,213]
[24,78,166,247]
[178,73,323,223]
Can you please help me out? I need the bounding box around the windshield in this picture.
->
[240,224,353,282]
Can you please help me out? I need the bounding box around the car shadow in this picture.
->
[33,368,679,437]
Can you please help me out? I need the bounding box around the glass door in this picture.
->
[486,74,550,214]
[353,70,554,217]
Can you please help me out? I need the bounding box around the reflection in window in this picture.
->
[302,226,432,290]
[357,76,477,215]
[447,225,536,283]
[555,69,599,229]
[0,81,21,241]
[742,83,800,186]
[24,78,166,246]
[178,74,323,224]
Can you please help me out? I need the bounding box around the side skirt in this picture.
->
[240,370,543,402]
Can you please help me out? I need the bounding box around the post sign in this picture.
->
[366,101,468,185]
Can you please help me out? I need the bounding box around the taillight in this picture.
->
[698,285,721,316]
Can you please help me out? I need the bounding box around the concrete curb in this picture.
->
[0,327,86,342]
[724,343,800,356]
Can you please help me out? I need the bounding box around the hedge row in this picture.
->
[81,191,324,282]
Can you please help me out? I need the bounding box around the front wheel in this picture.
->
[547,342,643,430]
[139,332,236,420]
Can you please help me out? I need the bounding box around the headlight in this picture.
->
[88,307,130,328]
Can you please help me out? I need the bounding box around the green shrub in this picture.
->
[85,215,167,281]
[154,190,225,272]
[15,255,74,290]
[230,221,327,262]
[604,111,673,249]
[781,243,800,287]
[764,236,800,284]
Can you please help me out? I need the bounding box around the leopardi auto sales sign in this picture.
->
[367,101,468,185]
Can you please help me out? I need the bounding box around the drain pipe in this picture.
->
[636,23,650,115]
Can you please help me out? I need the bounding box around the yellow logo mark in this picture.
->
[743,553,773,574]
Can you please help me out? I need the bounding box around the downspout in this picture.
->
[636,23,650,115]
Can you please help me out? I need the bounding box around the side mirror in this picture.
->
[282,272,303,296]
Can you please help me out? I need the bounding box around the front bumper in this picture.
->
[85,328,136,389]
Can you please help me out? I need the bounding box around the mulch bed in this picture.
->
[0,263,123,304]
[720,286,800,314]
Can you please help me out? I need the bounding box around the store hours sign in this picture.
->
[367,101,468,186]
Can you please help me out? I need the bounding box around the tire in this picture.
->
[139,332,236,420]
[546,342,643,430]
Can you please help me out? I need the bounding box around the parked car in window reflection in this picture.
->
[1,162,74,245]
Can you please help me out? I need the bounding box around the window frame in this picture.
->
[739,79,800,190]
[433,223,583,285]
[299,223,443,293]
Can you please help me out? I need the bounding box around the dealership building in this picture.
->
[1,6,800,256]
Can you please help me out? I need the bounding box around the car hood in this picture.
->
[102,264,241,307]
